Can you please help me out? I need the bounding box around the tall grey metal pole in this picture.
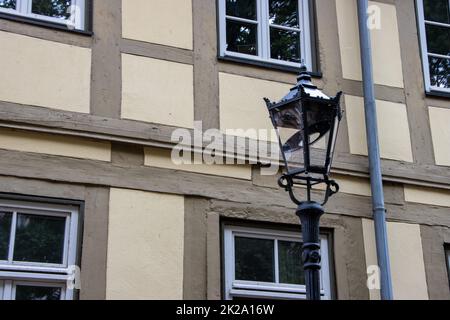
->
[357,0,394,300]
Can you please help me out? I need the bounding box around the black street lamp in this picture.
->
[264,66,343,300]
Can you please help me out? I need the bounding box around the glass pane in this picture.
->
[424,0,450,24]
[429,56,450,89]
[278,240,305,285]
[226,19,258,55]
[0,281,3,300]
[269,0,299,28]
[270,27,301,63]
[426,24,450,56]
[13,213,66,264]
[0,0,16,9]
[0,212,12,261]
[31,0,71,19]
[235,237,275,282]
[15,284,62,300]
[226,0,257,20]
[447,250,450,275]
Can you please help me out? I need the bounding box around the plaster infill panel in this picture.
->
[144,147,252,180]
[0,128,111,162]
[404,185,450,208]
[428,107,450,166]
[0,31,91,113]
[362,219,429,300]
[336,0,404,88]
[106,188,184,299]
[121,54,194,128]
[219,72,293,142]
[122,0,193,50]
[345,95,413,162]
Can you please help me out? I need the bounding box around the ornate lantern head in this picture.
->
[265,67,343,205]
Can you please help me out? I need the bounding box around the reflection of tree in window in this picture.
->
[423,0,449,24]
[423,0,450,89]
[278,241,305,285]
[270,28,300,62]
[426,24,450,56]
[0,212,12,261]
[226,20,258,56]
[235,237,274,282]
[226,0,256,20]
[269,0,298,27]
[13,214,66,264]
[15,285,61,300]
[32,0,71,19]
[429,57,450,88]
[0,0,16,9]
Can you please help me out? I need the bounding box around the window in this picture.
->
[218,0,313,69]
[417,0,450,93]
[0,0,86,30]
[0,200,79,300]
[223,226,332,300]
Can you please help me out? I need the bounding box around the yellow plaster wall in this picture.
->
[106,188,184,299]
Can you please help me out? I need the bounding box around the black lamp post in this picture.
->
[264,66,343,300]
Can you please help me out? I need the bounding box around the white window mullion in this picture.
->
[219,0,227,57]
[260,0,270,60]
[74,0,84,30]
[7,212,17,263]
[299,0,312,69]
[18,0,29,15]
[3,280,13,300]
[274,239,280,284]
[416,0,432,91]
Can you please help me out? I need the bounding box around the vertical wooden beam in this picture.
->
[90,0,122,118]
[192,0,220,130]
[80,187,110,300]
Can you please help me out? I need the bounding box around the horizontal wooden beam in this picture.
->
[0,149,448,227]
[0,101,450,190]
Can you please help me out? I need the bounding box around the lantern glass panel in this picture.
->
[270,100,305,171]
[302,99,336,174]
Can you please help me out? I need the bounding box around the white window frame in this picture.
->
[0,0,85,30]
[223,226,332,300]
[416,0,450,94]
[218,0,312,70]
[0,200,79,300]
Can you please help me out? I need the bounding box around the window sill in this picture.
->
[218,55,322,78]
[426,90,450,100]
[0,12,92,36]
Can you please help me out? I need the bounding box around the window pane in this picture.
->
[226,19,258,56]
[446,250,450,279]
[270,27,301,63]
[426,24,450,56]
[424,0,450,24]
[15,284,62,300]
[235,237,274,282]
[13,213,66,264]
[269,0,299,28]
[0,0,16,9]
[226,0,257,20]
[31,0,71,19]
[0,212,12,261]
[429,56,450,89]
[278,241,305,285]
